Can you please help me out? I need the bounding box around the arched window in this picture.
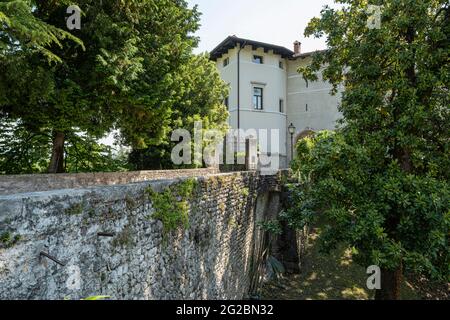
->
[295,129,316,145]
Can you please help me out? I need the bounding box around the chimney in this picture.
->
[293,40,301,55]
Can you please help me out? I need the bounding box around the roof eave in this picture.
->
[210,36,294,61]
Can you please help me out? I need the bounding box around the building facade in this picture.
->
[210,36,342,167]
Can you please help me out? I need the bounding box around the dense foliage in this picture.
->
[0,120,129,174]
[128,54,229,170]
[0,0,228,173]
[287,0,449,299]
[0,0,83,62]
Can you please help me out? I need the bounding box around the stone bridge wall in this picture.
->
[0,170,286,300]
[0,168,220,196]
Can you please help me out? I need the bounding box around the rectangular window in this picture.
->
[253,87,263,110]
[223,57,229,67]
[252,55,263,64]
[306,104,309,112]
[279,61,284,69]
[279,99,284,113]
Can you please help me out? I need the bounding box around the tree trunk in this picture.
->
[375,265,403,300]
[48,131,65,174]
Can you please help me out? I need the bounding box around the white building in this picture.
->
[210,36,342,168]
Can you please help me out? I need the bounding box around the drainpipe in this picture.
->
[237,40,247,133]
[236,40,247,154]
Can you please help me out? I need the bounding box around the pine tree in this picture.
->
[1,0,221,173]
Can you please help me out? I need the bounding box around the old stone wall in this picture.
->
[0,171,284,300]
[0,168,220,196]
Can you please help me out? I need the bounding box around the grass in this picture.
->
[261,223,447,300]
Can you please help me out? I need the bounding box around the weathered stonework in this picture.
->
[0,171,285,300]
[0,168,220,196]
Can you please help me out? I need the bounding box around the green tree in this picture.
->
[1,0,201,173]
[129,53,229,170]
[0,0,83,63]
[63,133,130,173]
[0,120,129,174]
[0,119,52,174]
[288,0,449,300]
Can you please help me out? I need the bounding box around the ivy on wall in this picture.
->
[147,178,198,236]
[0,232,21,249]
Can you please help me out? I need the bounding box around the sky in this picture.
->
[186,0,339,54]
